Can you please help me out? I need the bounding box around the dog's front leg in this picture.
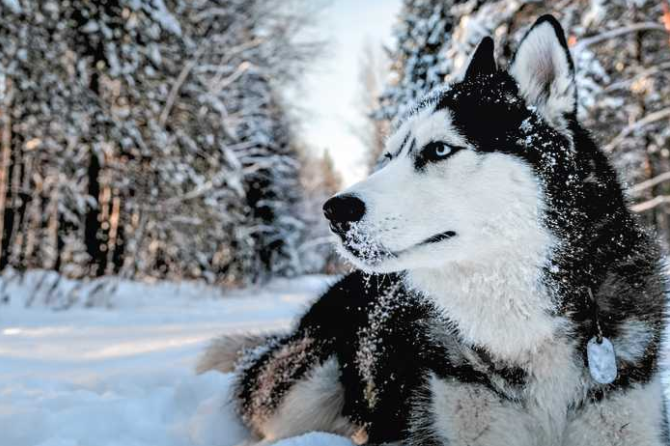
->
[564,377,668,446]
[407,375,535,446]
[249,356,359,442]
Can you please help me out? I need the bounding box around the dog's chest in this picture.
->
[520,340,586,443]
[427,339,585,446]
[409,260,589,444]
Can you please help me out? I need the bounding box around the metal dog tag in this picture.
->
[587,336,617,384]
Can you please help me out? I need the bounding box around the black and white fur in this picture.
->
[199,16,669,446]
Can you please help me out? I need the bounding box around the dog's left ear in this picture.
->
[509,15,576,127]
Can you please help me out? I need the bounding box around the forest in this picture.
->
[0,0,341,286]
[1,0,669,287]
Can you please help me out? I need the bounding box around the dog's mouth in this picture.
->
[415,231,457,247]
[331,222,396,266]
[331,223,457,266]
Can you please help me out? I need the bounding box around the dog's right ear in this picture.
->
[463,36,497,80]
[509,15,576,129]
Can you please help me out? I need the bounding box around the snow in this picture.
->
[146,0,182,36]
[0,273,355,446]
[1,0,22,14]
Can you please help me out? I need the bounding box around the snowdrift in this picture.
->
[0,272,355,446]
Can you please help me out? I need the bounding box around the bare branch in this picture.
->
[604,61,670,93]
[159,46,207,127]
[631,195,670,213]
[604,108,670,152]
[210,62,251,95]
[631,172,670,195]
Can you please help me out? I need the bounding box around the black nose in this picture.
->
[323,194,366,226]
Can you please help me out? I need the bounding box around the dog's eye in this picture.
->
[424,142,460,161]
[384,152,393,161]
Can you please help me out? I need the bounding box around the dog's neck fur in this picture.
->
[407,242,564,365]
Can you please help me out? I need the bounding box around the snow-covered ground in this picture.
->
[0,272,355,446]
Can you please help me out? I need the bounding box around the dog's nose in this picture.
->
[323,194,366,225]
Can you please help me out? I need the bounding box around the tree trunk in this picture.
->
[0,76,11,269]
[85,150,103,277]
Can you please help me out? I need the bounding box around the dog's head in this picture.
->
[325,16,603,273]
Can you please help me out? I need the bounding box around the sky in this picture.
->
[288,0,402,186]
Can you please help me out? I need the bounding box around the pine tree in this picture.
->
[377,0,467,123]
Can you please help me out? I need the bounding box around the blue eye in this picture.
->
[424,142,458,161]
[414,141,465,170]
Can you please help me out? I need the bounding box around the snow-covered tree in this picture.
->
[0,0,319,285]
[297,150,343,274]
[376,0,467,122]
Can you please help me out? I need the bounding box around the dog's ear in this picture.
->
[464,36,496,80]
[509,15,576,127]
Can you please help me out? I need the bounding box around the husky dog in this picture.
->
[198,16,669,446]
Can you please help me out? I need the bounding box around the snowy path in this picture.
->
[0,275,355,446]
